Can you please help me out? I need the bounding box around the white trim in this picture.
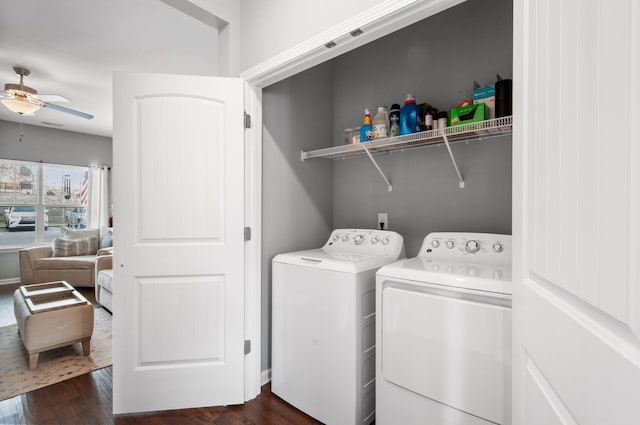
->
[512,0,528,421]
[241,0,466,88]
[0,246,22,253]
[0,277,20,285]
[261,368,271,386]
[244,82,263,401]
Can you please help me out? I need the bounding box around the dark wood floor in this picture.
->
[0,283,322,425]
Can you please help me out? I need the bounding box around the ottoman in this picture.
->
[13,281,94,369]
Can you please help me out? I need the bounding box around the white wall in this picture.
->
[168,0,242,76]
[240,0,387,71]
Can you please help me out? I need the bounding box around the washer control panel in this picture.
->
[324,228,405,258]
[420,232,511,265]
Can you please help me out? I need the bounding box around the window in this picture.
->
[0,159,89,248]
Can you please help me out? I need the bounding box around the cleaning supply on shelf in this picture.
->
[495,75,512,118]
[353,126,361,144]
[360,109,373,142]
[437,111,448,131]
[423,105,438,131]
[389,104,401,137]
[458,89,472,107]
[343,128,354,145]
[399,94,420,135]
[425,110,434,131]
[372,106,389,139]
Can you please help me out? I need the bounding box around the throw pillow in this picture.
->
[52,236,99,257]
[61,226,100,241]
[101,229,113,249]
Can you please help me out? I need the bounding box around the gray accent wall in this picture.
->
[332,0,513,256]
[261,0,513,372]
[0,120,112,167]
[0,120,112,281]
[261,62,335,370]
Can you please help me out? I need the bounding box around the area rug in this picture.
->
[0,307,112,400]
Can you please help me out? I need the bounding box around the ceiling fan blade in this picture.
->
[39,94,70,102]
[42,101,94,120]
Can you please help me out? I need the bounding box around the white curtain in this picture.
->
[87,166,109,229]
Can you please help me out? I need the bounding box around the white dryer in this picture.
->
[272,229,405,425]
[376,232,512,425]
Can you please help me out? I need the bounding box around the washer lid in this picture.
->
[378,256,512,295]
[273,248,400,273]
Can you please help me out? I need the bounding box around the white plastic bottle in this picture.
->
[372,106,389,139]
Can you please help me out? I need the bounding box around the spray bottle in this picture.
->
[359,108,373,142]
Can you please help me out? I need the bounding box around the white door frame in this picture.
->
[242,0,467,400]
[243,82,263,400]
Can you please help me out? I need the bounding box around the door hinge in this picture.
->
[244,112,252,129]
[244,226,251,241]
[244,339,251,355]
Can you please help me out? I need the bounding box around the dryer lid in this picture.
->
[378,256,512,295]
[273,248,401,273]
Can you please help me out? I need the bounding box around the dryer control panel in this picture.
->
[420,232,511,265]
[324,229,405,259]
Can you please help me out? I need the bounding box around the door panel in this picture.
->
[113,72,245,414]
[136,95,225,241]
[526,0,633,323]
[138,276,225,363]
[514,0,640,423]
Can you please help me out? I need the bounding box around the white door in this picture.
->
[112,72,245,414]
[513,1,640,424]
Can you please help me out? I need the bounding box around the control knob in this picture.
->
[431,240,440,248]
[371,236,379,244]
[333,234,341,242]
[493,242,504,253]
[342,235,350,242]
[446,240,455,249]
[381,237,390,246]
[465,240,480,253]
[354,235,364,245]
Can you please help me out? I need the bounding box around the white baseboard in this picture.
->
[0,278,20,285]
[261,368,271,386]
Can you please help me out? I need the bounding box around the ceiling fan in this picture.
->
[0,66,93,120]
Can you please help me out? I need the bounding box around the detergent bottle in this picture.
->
[399,94,420,135]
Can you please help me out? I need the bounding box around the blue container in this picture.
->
[399,94,420,135]
[360,123,373,142]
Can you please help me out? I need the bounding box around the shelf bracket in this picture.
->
[441,131,465,188]
[362,144,392,192]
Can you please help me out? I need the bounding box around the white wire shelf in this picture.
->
[300,116,513,161]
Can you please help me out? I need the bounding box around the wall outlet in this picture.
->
[377,213,388,230]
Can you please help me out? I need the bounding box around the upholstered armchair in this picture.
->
[95,251,113,312]
[18,227,113,288]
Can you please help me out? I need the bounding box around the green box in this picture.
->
[449,103,488,126]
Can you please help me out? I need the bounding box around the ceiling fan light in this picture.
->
[1,98,41,115]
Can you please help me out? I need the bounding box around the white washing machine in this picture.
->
[272,228,405,425]
[376,232,512,425]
